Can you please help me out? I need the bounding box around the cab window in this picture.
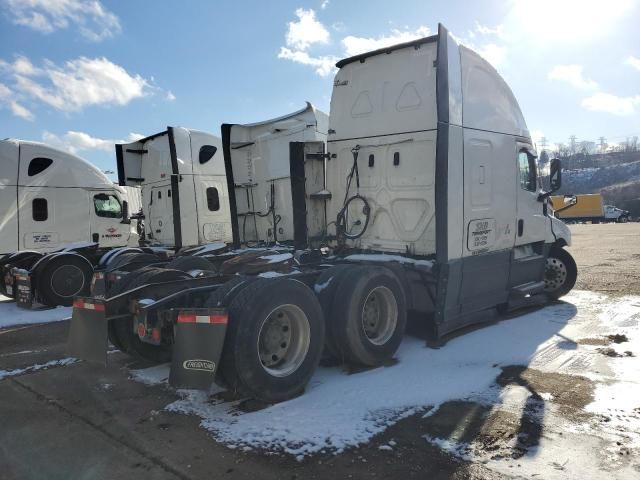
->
[518,150,537,192]
[28,157,53,176]
[93,193,122,218]
[206,187,220,211]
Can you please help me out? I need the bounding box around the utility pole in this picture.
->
[598,136,607,153]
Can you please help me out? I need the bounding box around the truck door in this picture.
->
[89,191,130,247]
[147,184,174,244]
[514,143,547,247]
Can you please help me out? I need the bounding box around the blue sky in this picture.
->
[1,0,639,177]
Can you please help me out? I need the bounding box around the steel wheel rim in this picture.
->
[50,264,85,298]
[544,257,568,292]
[257,304,310,377]
[361,286,398,345]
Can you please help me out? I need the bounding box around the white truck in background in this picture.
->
[116,127,233,250]
[0,139,140,256]
[0,139,146,304]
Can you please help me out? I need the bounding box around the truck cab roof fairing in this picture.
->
[2,139,115,189]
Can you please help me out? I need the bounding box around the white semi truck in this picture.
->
[0,139,140,256]
[1,128,231,306]
[69,24,576,404]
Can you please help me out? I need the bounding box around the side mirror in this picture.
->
[549,158,562,192]
[120,200,131,224]
[538,158,562,201]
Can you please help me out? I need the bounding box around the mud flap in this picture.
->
[67,298,109,364]
[169,309,228,390]
[15,272,33,309]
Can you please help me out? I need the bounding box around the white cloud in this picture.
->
[342,26,431,57]
[626,55,640,71]
[5,0,121,41]
[320,0,329,9]
[1,55,151,112]
[548,65,598,90]
[285,8,329,51]
[42,130,144,154]
[581,92,640,115]
[166,90,176,101]
[0,81,33,120]
[474,22,505,39]
[0,82,10,99]
[10,100,33,120]
[278,48,338,77]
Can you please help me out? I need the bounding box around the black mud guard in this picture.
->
[169,308,228,390]
[67,297,109,364]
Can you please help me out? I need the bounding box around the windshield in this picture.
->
[93,193,122,218]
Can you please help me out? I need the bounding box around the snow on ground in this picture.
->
[0,357,76,380]
[0,295,71,328]
[130,291,640,477]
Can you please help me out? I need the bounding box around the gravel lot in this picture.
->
[568,222,640,295]
[1,223,639,480]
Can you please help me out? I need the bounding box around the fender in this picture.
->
[98,247,143,267]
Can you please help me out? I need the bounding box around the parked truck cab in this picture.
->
[0,139,138,256]
[116,127,233,249]
[326,24,573,333]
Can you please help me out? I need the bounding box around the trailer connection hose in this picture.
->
[336,145,371,240]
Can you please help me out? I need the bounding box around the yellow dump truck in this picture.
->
[551,194,630,223]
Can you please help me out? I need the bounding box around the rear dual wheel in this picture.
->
[110,267,190,362]
[219,278,325,403]
[37,254,93,307]
[317,265,407,367]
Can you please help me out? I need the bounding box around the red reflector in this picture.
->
[151,328,162,343]
[177,313,196,323]
[73,300,105,312]
[137,323,146,338]
[177,312,228,324]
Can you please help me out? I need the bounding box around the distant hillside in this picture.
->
[557,155,640,217]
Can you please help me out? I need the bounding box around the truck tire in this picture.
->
[36,254,94,307]
[314,264,366,361]
[544,247,577,300]
[220,278,325,403]
[165,256,215,273]
[106,265,158,351]
[112,267,190,362]
[331,266,407,367]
